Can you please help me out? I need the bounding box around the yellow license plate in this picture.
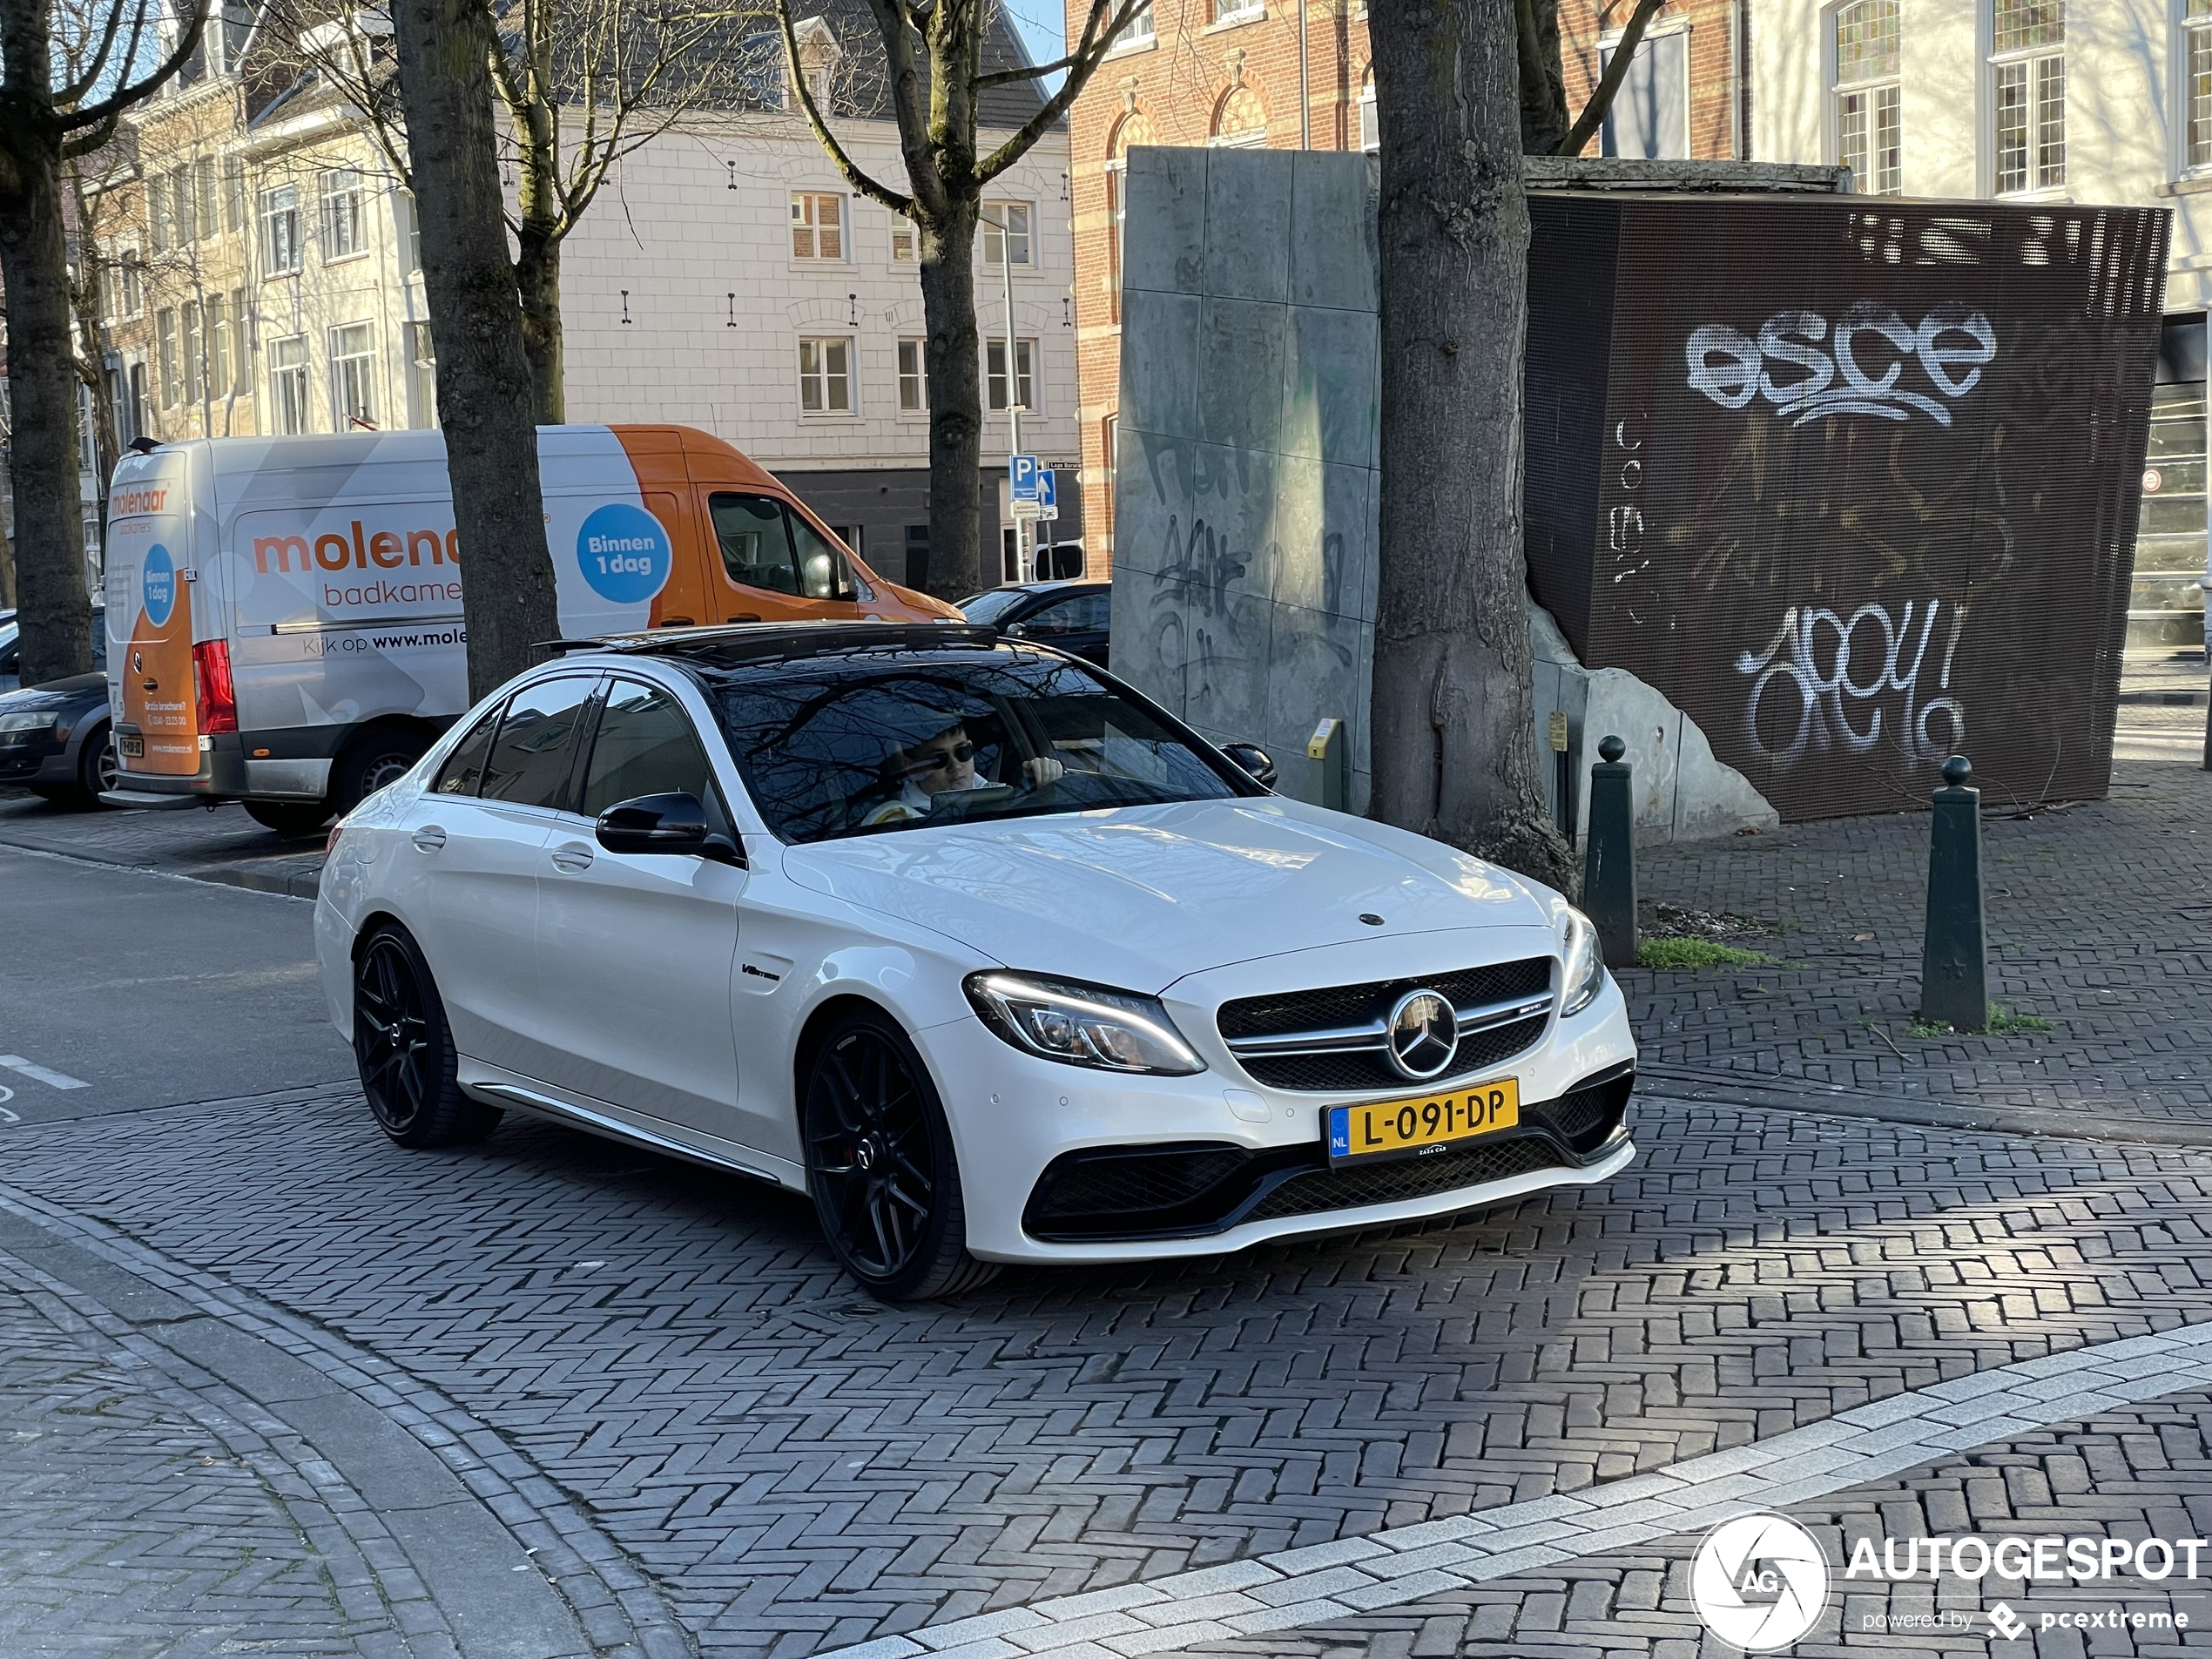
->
[119,734,145,757]
[1327,1079,1520,1166]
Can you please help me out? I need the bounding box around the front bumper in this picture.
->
[913,970,1637,1264]
[0,731,71,786]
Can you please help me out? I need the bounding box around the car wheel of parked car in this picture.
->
[354,925,503,1149]
[245,798,333,837]
[77,724,118,805]
[334,729,428,814]
[803,1007,999,1301]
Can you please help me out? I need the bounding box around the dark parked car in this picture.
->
[956,580,1111,668]
[0,606,115,806]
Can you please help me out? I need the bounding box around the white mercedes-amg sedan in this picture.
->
[315,624,1636,1299]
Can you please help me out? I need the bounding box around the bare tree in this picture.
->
[0,0,208,685]
[1368,0,1575,889]
[1517,0,1666,156]
[297,0,766,422]
[389,0,556,698]
[775,0,1147,603]
[64,148,128,548]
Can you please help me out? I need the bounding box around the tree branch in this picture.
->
[976,0,1145,182]
[67,0,212,131]
[1556,0,1665,156]
[776,0,914,213]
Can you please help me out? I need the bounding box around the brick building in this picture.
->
[1558,0,1749,161]
[1064,0,1371,562]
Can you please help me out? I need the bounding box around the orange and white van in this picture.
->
[102,424,956,832]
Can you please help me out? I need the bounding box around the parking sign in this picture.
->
[1009,455,1039,502]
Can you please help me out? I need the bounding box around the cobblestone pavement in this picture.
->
[1626,753,2212,1136]
[1183,1393,2212,1659]
[5,1082,2212,1657]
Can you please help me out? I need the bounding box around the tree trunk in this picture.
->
[1369,0,1575,892]
[917,199,983,603]
[1515,0,1568,155]
[515,227,565,425]
[0,111,96,686]
[391,0,557,703]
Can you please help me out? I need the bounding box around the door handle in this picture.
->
[412,825,448,852]
[729,612,761,624]
[550,843,594,873]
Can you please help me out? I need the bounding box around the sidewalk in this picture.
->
[1623,718,2212,1143]
[0,794,325,897]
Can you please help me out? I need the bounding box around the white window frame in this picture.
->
[329,320,377,428]
[321,168,367,262]
[1359,69,1378,152]
[269,334,310,435]
[986,338,1036,414]
[890,216,916,263]
[2184,0,2212,175]
[1596,22,1694,160]
[408,320,438,429]
[182,300,204,406]
[1831,0,1901,195]
[981,201,1033,266]
[1211,0,1262,25]
[798,335,854,414]
[260,184,302,276]
[791,192,846,261]
[156,307,179,410]
[1109,2,1155,51]
[1104,158,1127,325]
[897,337,928,413]
[1989,0,2065,196]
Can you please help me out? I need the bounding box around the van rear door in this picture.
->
[105,455,199,779]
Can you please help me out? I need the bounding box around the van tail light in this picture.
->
[192,638,238,733]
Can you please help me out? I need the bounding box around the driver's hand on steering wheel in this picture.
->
[1021,756,1065,788]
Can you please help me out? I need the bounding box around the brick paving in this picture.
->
[1626,754,2212,1133]
[4,1086,2212,1656]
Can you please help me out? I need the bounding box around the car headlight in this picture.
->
[1560,906,1605,1017]
[965,971,1206,1076]
[0,711,57,734]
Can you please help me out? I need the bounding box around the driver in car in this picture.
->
[861,720,1064,826]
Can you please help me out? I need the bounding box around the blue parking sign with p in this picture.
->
[1010,455,1039,501]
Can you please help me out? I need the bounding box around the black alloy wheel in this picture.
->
[353,926,502,1148]
[803,1008,998,1300]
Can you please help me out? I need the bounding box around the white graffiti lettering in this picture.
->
[1687,302,1996,427]
[1735,598,1967,770]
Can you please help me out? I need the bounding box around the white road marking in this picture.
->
[0,1082,15,1125]
[0,1056,89,1091]
[822,1318,2212,1659]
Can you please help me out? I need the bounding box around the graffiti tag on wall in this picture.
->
[1734,598,1967,770]
[1687,303,1997,427]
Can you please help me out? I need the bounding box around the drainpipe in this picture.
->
[1298,0,1310,148]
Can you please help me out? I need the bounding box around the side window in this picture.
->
[434,703,504,795]
[711,494,799,594]
[1022,593,1108,635]
[582,680,716,817]
[480,677,598,810]
[787,511,858,601]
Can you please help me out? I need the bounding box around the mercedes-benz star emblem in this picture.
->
[1385,989,1459,1081]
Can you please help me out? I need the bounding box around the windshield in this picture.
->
[698,650,1244,843]
[956,588,1029,626]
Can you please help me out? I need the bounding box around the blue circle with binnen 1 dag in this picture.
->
[142,543,177,628]
[577,503,672,605]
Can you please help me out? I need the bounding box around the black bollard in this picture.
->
[1583,735,1637,968]
[1919,754,1988,1031]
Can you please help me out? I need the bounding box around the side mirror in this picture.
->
[1222,742,1277,789]
[596,792,710,855]
[1003,621,1029,638]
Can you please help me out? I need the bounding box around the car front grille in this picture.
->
[1217,956,1554,1094]
[1246,1136,1567,1222]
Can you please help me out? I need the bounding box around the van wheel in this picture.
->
[354,925,502,1149]
[802,1007,999,1301]
[333,730,427,814]
[245,799,331,837]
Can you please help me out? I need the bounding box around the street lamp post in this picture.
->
[981,206,1025,583]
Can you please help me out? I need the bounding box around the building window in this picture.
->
[409,320,437,428]
[898,338,927,411]
[986,339,1035,412]
[129,362,149,441]
[1835,0,1900,195]
[1601,29,1690,158]
[1992,0,2064,192]
[183,300,204,404]
[260,185,302,275]
[120,253,143,320]
[798,336,853,412]
[1111,3,1154,49]
[230,287,251,394]
[270,335,310,434]
[890,218,915,261]
[2188,0,2212,169]
[791,192,844,260]
[208,295,228,403]
[196,157,219,235]
[397,188,422,273]
[329,321,376,428]
[1103,111,1156,328]
[224,156,246,234]
[982,201,1032,266]
[150,181,171,254]
[169,165,197,245]
[156,308,179,409]
[1211,85,1269,146]
[1359,67,1378,152]
[1212,0,1260,24]
[322,168,366,260]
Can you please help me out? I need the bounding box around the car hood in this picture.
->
[778,796,1558,993]
[0,672,106,710]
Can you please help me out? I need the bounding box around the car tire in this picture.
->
[353,924,503,1149]
[802,1006,1000,1301]
[332,728,428,815]
[75,723,117,806]
[245,798,332,837]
